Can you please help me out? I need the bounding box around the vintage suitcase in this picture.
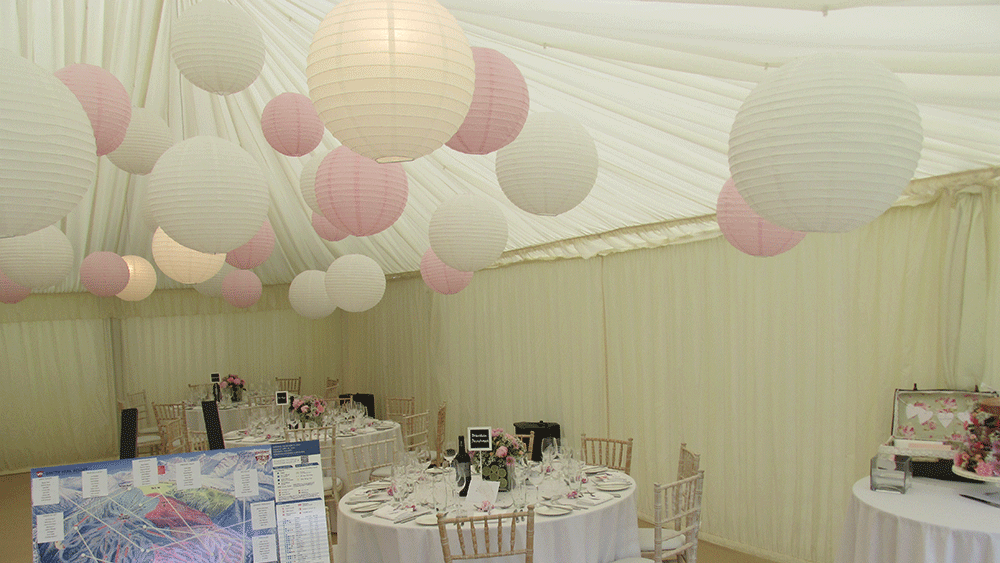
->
[514,420,561,462]
[879,386,998,482]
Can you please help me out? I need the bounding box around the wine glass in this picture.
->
[526,462,545,503]
[443,442,457,468]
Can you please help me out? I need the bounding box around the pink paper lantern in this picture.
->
[717,178,805,257]
[446,47,529,155]
[54,63,132,156]
[80,251,130,297]
[222,269,262,308]
[226,219,275,270]
[261,93,325,157]
[421,248,473,295]
[0,267,30,304]
[315,146,408,237]
[311,212,348,242]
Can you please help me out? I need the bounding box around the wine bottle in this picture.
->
[212,382,220,402]
[455,435,472,497]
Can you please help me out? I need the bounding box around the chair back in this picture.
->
[159,418,187,454]
[188,430,210,452]
[342,436,399,489]
[515,431,535,458]
[649,471,705,563]
[678,442,701,480]
[152,402,186,425]
[402,411,430,451]
[275,377,302,394]
[436,505,535,562]
[385,396,415,423]
[324,379,340,401]
[127,391,156,432]
[579,434,634,474]
[435,402,447,465]
[285,425,339,503]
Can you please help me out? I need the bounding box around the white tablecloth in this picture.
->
[337,472,641,563]
[836,476,1000,563]
[185,403,269,434]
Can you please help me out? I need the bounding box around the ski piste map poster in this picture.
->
[31,441,330,563]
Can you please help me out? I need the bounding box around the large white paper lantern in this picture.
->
[0,50,97,237]
[107,107,174,175]
[289,270,338,319]
[428,194,508,272]
[307,0,476,163]
[147,136,269,254]
[169,0,265,95]
[728,52,923,233]
[151,227,225,285]
[324,254,386,313]
[0,226,75,289]
[116,255,157,301]
[495,112,598,216]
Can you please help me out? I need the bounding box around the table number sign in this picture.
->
[211,372,220,382]
[276,391,289,405]
[467,427,493,452]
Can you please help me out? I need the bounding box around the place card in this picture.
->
[466,476,499,510]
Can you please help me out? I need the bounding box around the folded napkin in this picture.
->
[373,504,430,523]
[346,493,390,505]
[576,491,614,507]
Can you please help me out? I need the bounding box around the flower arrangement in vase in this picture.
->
[289,395,327,427]
[220,374,246,402]
[471,428,529,491]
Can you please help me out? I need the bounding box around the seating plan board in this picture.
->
[31,441,330,563]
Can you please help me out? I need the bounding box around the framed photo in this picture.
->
[467,427,493,452]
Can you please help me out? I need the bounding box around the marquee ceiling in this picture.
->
[3,0,999,294]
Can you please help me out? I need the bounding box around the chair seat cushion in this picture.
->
[638,527,685,552]
[138,425,159,436]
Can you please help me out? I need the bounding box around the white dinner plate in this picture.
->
[535,504,572,517]
[596,481,630,492]
[415,514,439,526]
[376,422,396,430]
[351,502,382,513]
[494,496,513,509]
[425,468,443,475]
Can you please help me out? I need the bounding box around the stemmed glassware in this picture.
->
[442,441,457,468]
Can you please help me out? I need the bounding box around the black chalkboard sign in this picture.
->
[211,373,220,382]
[275,391,289,405]
[467,427,493,452]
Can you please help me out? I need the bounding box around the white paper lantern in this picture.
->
[151,227,225,285]
[307,0,476,163]
[289,270,338,319]
[728,52,923,233]
[0,226,75,289]
[0,50,97,237]
[117,255,157,301]
[428,194,508,272]
[107,107,174,175]
[194,263,236,298]
[147,136,270,254]
[324,254,386,313]
[495,112,598,216]
[300,151,328,216]
[169,0,265,95]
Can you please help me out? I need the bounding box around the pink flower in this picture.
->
[302,405,310,413]
[316,404,325,414]
[955,451,970,466]
[505,455,515,465]
[292,399,302,408]
[975,461,999,477]
[220,381,228,389]
[496,446,508,458]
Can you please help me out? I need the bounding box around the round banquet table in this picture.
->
[836,476,1000,563]
[337,471,641,563]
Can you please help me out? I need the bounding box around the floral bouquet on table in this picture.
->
[290,395,327,427]
[954,406,1000,477]
[471,428,529,491]
[220,374,246,401]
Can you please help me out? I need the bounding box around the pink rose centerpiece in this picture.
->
[220,374,246,402]
[471,428,529,492]
[289,395,327,427]
[954,406,1000,478]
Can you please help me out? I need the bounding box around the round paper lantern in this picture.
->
[151,227,225,285]
[0,226,75,289]
[717,178,805,257]
[222,270,262,308]
[0,50,97,237]
[428,194,508,272]
[315,146,408,237]
[324,254,385,313]
[446,47,529,155]
[54,63,131,156]
[107,107,174,175]
[226,220,275,270]
[312,212,348,242]
[495,112,598,216]
[117,255,157,301]
[420,248,473,295]
[169,0,265,94]
[300,151,328,215]
[147,136,269,254]
[262,93,324,157]
[80,251,131,296]
[728,52,923,233]
[289,270,338,319]
[0,268,31,304]
[307,0,476,163]
[194,263,236,298]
